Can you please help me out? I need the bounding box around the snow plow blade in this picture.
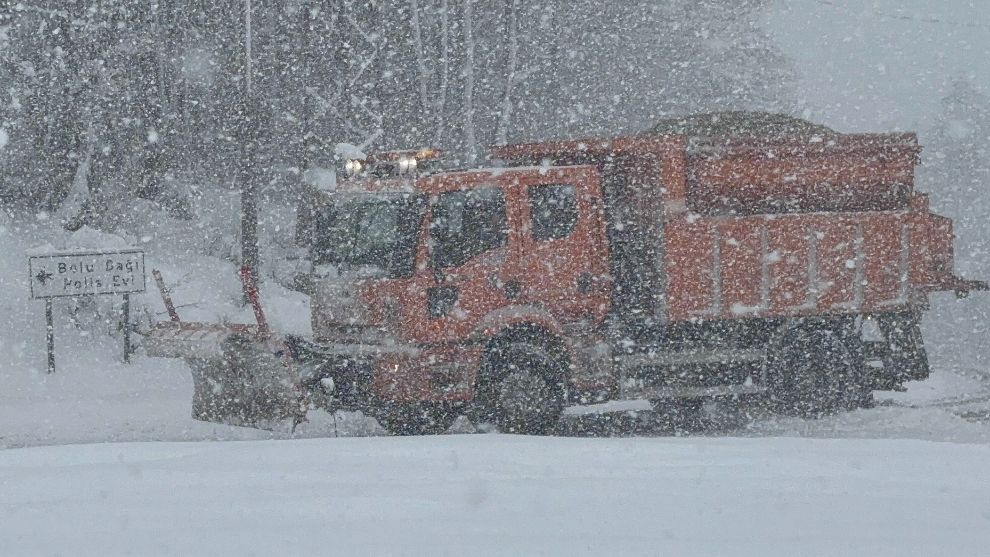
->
[143,268,309,430]
[188,333,307,429]
[145,324,308,429]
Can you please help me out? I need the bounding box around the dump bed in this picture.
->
[664,196,948,321]
[684,133,919,214]
[492,133,982,324]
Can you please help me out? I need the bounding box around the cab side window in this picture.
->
[528,184,577,241]
[430,187,507,268]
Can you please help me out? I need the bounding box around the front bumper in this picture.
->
[287,336,480,408]
[287,337,377,409]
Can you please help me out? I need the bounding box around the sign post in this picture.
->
[28,249,147,372]
[45,298,54,374]
[122,293,131,363]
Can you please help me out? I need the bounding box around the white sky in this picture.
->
[768,0,990,133]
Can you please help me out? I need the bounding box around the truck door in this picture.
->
[516,166,610,322]
[410,183,521,342]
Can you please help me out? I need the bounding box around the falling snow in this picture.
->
[1,1,990,555]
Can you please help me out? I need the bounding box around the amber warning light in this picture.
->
[344,148,442,177]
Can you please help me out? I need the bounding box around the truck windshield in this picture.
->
[311,193,424,278]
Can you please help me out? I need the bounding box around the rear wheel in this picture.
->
[479,342,566,435]
[767,324,867,417]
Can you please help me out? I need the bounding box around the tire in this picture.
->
[479,342,566,435]
[767,325,864,417]
[375,403,457,436]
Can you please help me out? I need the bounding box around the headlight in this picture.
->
[319,377,336,395]
[344,159,363,176]
[397,155,417,175]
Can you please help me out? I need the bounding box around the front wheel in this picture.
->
[480,342,566,435]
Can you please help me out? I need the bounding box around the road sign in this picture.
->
[28,249,146,299]
[28,249,146,372]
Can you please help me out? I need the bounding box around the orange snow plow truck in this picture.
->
[146,124,986,434]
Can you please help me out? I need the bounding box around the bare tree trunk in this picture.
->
[410,0,431,116]
[434,0,450,146]
[299,1,312,173]
[495,0,520,145]
[240,0,259,276]
[462,0,476,162]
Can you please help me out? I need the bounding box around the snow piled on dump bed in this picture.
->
[2,436,989,556]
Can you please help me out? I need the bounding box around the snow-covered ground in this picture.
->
[2,435,989,556]
[2,205,990,555]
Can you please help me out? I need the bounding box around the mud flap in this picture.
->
[875,311,930,388]
[188,334,308,429]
